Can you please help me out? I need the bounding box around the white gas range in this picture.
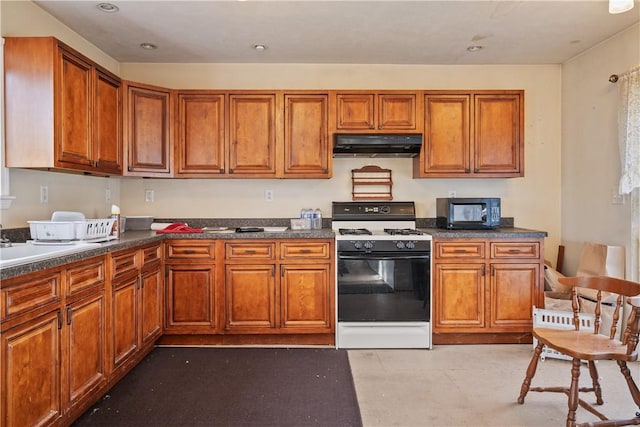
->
[332,201,432,349]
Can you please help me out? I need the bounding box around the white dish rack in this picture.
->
[28,218,116,243]
[532,306,595,361]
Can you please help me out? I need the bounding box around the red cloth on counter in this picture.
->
[155,222,203,234]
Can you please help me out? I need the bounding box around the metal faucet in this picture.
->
[0,224,12,248]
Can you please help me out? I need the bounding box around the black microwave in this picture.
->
[436,198,501,230]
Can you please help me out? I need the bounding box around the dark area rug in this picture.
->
[72,347,362,427]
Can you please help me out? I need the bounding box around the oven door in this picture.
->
[337,251,430,322]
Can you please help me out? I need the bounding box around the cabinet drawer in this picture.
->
[165,241,216,260]
[225,242,275,259]
[110,249,139,279]
[1,270,61,320]
[280,242,330,260]
[435,242,485,259]
[490,242,540,259]
[142,243,162,265]
[65,257,106,296]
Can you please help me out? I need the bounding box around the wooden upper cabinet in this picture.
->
[93,67,123,174]
[414,90,524,178]
[333,92,420,132]
[124,81,173,176]
[228,94,277,176]
[418,94,471,175]
[474,93,523,175]
[176,92,226,176]
[283,94,330,177]
[57,47,93,169]
[4,37,122,175]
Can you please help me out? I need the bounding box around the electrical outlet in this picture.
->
[40,185,49,203]
[145,189,154,203]
[265,189,274,202]
[105,189,111,203]
[447,190,457,198]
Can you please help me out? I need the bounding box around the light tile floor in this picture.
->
[348,344,640,427]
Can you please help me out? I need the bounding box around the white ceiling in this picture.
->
[33,0,639,65]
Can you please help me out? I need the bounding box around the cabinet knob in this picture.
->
[369,125,375,129]
[379,125,384,130]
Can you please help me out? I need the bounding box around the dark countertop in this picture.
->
[422,227,548,239]
[1,226,546,280]
[0,229,335,280]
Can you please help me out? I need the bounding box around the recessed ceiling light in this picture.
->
[467,45,483,52]
[97,3,119,13]
[140,43,158,50]
[253,44,267,52]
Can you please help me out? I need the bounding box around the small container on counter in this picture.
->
[313,208,322,229]
[110,205,121,239]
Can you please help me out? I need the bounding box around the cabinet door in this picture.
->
[229,94,276,175]
[125,82,172,176]
[111,275,138,370]
[64,292,106,408]
[224,265,276,330]
[1,311,62,427]
[420,94,470,175]
[93,67,122,174]
[283,94,330,177]
[140,264,163,345]
[378,94,417,130]
[473,94,523,176]
[176,93,226,176]
[56,47,92,168]
[280,264,331,330]
[433,263,485,331]
[489,263,538,329]
[335,93,375,130]
[165,264,217,332]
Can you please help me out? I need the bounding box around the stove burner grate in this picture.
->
[339,228,372,236]
[384,228,424,236]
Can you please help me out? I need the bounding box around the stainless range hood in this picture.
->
[333,134,422,158]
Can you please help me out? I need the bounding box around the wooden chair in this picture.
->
[517,275,640,427]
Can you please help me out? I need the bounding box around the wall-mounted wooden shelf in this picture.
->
[351,165,393,200]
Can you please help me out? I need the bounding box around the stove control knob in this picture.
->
[396,241,405,249]
[406,241,416,249]
[363,241,374,250]
[353,241,363,250]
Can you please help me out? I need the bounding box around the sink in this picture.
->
[0,242,102,269]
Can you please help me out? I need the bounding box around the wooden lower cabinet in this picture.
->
[1,310,63,427]
[280,264,331,329]
[432,238,544,344]
[164,240,218,333]
[64,291,107,411]
[223,240,334,335]
[160,239,334,344]
[225,264,276,331]
[1,256,108,427]
[110,245,162,373]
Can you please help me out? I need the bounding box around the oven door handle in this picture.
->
[338,254,430,261]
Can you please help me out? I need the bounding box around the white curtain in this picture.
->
[618,65,640,195]
[616,65,640,281]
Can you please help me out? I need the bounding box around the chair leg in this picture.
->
[518,341,544,404]
[567,358,581,427]
[587,361,603,405]
[618,360,640,411]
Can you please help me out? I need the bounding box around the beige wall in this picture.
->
[1,0,569,264]
[561,23,639,279]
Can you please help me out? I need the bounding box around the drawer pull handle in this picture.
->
[300,249,311,253]
[183,250,196,254]
[454,249,467,253]
[244,250,256,254]
[508,249,521,253]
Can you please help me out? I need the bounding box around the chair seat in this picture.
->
[534,327,638,361]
